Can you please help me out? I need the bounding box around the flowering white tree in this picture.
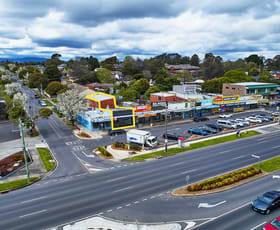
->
[57,89,87,125]
[5,82,21,96]
[13,92,29,107]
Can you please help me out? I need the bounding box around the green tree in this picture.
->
[96,68,115,83]
[245,54,264,67]
[202,53,224,80]
[131,78,150,95]
[120,88,138,102]
[88,56,99,71]
[39,108,53,118]
[75,71,100,85]
[190,54,199,66]
[144,85,160,100]
[7,106,26,124]
[44,64,62,81]
[248,67,259,76]
[28,72,48,89]
[45,81,64,96]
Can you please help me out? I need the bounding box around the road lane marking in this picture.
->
[134,201,139,204]
[117,206,122,209]
[113,186,134,193]
[21,196,47,204]
[107,209,112,213]
[232,156,246,160]
[180,169,198,175]
[142,198,147,201]
[272,145,280,149]
[106,176,126,182]
[125,204,131,207]
[250,221,266,230]
[198,200,226,208]
[19,209,47,218]
[171,161,186,167]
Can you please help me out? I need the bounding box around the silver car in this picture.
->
[235,118,250,126]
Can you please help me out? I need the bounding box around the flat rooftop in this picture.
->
[87,94,113,101]
[228,82,277,86]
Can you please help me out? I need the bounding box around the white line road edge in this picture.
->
[198,200,226,208]
[250,221,266,230]
[19,209,47,218]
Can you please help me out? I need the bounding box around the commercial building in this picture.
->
[223,82,280,100]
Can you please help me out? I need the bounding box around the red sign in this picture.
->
[77,126,80,130]
[213,97,223,103]
[134,105,151,113]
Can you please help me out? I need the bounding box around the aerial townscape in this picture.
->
[1,1,280,230]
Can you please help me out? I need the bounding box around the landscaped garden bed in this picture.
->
[111,142,141,151]
[77,132,91,138]
[37,148,55,172]
[97,146,113,159]
[0,151,32,179]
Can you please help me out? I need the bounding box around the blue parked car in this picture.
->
[199,126,218,134]
[188,128,208,136]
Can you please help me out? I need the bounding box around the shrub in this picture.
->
[130,144,141,151]
[79,132,91,138]
[98,146,112,157]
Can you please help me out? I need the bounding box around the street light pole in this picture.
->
[252,154,261,171]
[165,103,168,152]
[19,119,30,182]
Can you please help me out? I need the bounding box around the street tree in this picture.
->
[57,89,87,126]
[131,78,150,95]
[13,92,29,107]
[96,68,115,83]
[144,85,160,100]
[88,56,100,71]
[44,64,62,81]
[39,108,53,118]
[28,72,48,89]
[5,82,21,96]
[190,54,199,66]
[45,81,65,96]
[7,106,26,124]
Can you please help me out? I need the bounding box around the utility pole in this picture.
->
[40,82,43,97]
[19,119,30,182]
[165,103,168,152]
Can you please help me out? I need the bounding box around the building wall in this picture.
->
[89,99,115,109]
[150,94,186,103]
[223,84,246,96]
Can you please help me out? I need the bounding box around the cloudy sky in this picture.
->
[0,0,279,61]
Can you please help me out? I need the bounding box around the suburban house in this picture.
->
[165,64,200,76]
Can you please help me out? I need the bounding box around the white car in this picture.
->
[235,118,250,126]
[230,120,244,127]
[219,114,233,118]
[245,117,262,123]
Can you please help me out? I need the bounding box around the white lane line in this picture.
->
[107,209,112,213]
[250,221,266,230]
[106,176,126,183]
[272,145,280,149]
[117,206,122,209]
[217,150,231,154]
[110,167,115,169]
[117,165,122,168]
[180,168,198,175]
[134,201,139,204]
[126,204,131,207]
[21,196,47,204]
[171,161,186,167]
[98,212,104,215]
[232,156,246,160]
[19,209,47,218]
[113,186,134,193]
[150,196,155,199]
[142,198,147,201]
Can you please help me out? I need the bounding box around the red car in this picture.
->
[263,217,280,230]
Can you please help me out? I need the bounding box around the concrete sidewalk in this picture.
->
[50,216,185,230]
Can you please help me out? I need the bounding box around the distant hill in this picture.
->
[0,57,48,63]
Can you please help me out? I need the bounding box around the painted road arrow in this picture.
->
[273,175,280,179]
[198,200,226,208]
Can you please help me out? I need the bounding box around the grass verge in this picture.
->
[43,100,53,106]
[124,130,260,161]
[51,98,58,104]
[0,177,40,192]
[37,148,56,172]
[254,156,280,172]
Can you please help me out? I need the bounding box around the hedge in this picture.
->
[187,166,261,192]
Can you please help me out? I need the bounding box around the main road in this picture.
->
[0,122,280,229]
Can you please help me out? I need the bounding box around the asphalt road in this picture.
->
[1,126,280,229]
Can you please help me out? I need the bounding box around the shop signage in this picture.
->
[213,95,239,104]
[134,105,151,113]
[151,101,168,110]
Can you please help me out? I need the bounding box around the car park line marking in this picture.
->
[272,175,280,179]
[250,221,266,230]
[150,196,156,199]
[134,201,139,204]
[21,196,47,204]
[98,212,103,215]
[142,198,147,201]
[106,209,112,213]
[116,206,122,209]
[125,203,131,207]
[19,209,47,218]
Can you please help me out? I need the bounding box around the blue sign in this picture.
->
[129,137,137,141]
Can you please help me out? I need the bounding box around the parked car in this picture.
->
[38,99,47,107]
[252,191,280,214]
[245,117,262,123]
[162,133,184,140]
[216,119,238,129]
[272,112,280,117]
[263,216,280,230]
[235,118,250,126]
[199,126,218,134]
[219,114,233,118]
[188,128,208,136]
[193,116,209,122]
[229,119,244,128]
[206,123,223,131]
[108,129,126,136]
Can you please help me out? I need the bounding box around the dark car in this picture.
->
[252,191,280,214]
[188,128,208,136]
[206,123,223,131]
[199,126,218,134]
[193,116,209,122]
[162,133,184,140]
[108,129,126,136]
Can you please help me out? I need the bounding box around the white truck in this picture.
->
[127,129,157,149]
